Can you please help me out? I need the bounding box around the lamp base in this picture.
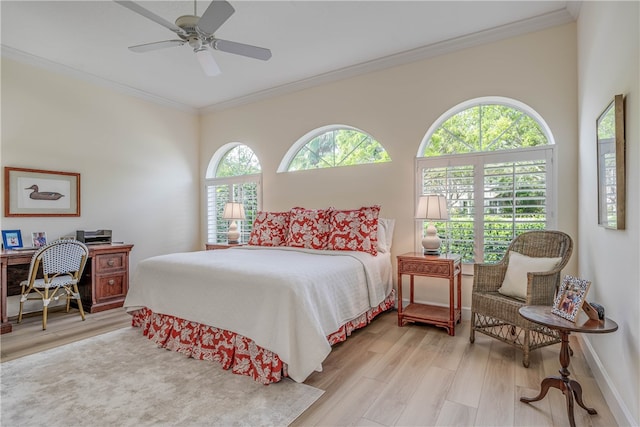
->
[423,249,441,256]
[227,220,240,244]
[421,223,442,256]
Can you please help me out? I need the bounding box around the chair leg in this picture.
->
[42,288,49,330]
[73,283,86,321]
[18,284,28,324]
[470,312,476,343]
[522,329,530,368]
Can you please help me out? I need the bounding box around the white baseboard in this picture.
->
[578,334,637,427]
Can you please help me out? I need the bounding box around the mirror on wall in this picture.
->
[596,94,625,229]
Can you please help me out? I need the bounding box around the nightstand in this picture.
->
[397,252,462,336]
[205,243,245,250]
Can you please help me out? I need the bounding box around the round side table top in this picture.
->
[519,305,618,334]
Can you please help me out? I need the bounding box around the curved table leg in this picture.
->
[520,377,563,404]
[522,376,578,427]
[520,330,586,427]
[570,379,598,415]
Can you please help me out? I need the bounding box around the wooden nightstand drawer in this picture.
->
[399,259,452,276]
[95,253,126,273]
[96,274,126,301]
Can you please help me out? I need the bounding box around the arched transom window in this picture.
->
[416,97,556,263]
[279,125,391,172]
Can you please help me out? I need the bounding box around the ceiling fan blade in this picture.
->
[129,40,186,53]
[114,1,188,36]
[195,48,222,76]
[211,39,272,61]
[197,0,235,35]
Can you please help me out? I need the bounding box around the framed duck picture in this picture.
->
[4,167,80,217]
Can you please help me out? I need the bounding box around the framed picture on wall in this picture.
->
[4,167,80,217]
[2,230,23,250]
[552,275,591,322]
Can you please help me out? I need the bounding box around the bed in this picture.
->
[124,209,395,384]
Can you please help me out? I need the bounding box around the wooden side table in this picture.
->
[519,305,618,427]
[205,243,245,250]
[396,252,462,336]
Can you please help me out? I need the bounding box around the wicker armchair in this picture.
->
[470,230,573,367]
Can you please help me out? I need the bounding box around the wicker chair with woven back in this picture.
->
[17,239,89,330]
[470,230,573,367]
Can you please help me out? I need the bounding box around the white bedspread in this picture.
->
[124,246,392,382]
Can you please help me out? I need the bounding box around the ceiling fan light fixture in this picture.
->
[195,47,221,76]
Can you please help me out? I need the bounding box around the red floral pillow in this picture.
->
[327,206,380,255]
[248,211,290,246]
[285,207,333,250]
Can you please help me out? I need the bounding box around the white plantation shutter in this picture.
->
[421,163,476,262]
[417,146,554,263]
[206,175,261,244]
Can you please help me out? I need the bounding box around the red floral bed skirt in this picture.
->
[130,289,395,384]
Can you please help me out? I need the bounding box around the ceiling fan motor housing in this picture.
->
[175,15,200,34]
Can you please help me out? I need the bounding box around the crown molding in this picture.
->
[0,45,198,115]
[201,7,576,114]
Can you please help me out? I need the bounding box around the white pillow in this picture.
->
[498,251,562,300]
[376,218,395,253]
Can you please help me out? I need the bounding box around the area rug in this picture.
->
[1,327,323,426]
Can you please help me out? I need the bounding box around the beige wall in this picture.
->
[201,23,579,312]
[577,2,640,425]
[1,58,200,314]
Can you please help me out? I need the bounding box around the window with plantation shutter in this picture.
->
[205,144,262,244]
[417,98,556,264]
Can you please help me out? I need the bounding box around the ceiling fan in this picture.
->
[115,0,272,76]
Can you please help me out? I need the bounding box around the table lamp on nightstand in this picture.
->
[223,202,245,244]
[416,194,449,255]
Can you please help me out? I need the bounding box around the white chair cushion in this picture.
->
[498,251,562,300]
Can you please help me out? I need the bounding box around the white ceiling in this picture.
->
[1,1,578,112]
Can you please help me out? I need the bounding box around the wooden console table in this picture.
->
[397,252,462,336]
[1,243,134,334]
[519,305,618,427]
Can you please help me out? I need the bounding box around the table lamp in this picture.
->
[416,195,449,255]
[222,202,245,244]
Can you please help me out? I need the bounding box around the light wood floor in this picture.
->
[1,308,618,426]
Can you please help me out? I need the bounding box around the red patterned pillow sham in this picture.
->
[285,207,333,250]
[327,205,380,255]
[248,211,290,247]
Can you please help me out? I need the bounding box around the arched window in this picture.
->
[416,97,555,263]
[278,125,390,172]
[205,143,262,244]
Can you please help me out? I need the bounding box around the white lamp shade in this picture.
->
[416,195,449,220]
[222,202,246,220]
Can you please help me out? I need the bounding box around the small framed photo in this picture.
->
[552,275,591,322]
[2,230,24,250]
[32,231,48,248]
